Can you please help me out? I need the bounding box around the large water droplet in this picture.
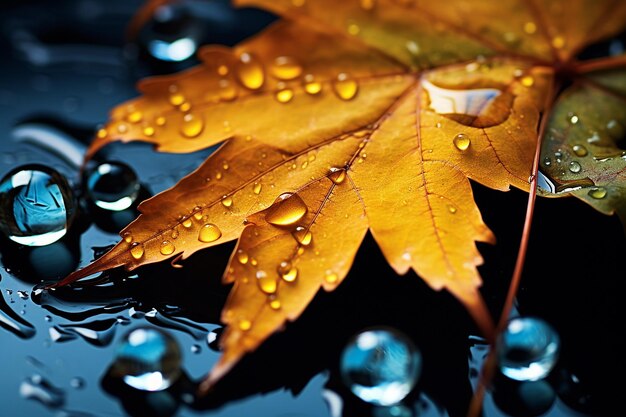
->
[497,317,560,381]
[85,161,140,211]
[160,241,175,255]
[340,328,422,406]
[180,113,204,138]
[270,56,303,80]
[112,327,181,391]
[423,79,511,128]
[236,52,265,90]
[329,168,346,184]
[265,193,308,226]
[0,165,75,246]
[221,195,233,208]
[333,73,358,100]
[453,133,471,151]
[130,242,145,259]
[256,270,277,294]
[278,261,298,283]
[198,223,222,242]
[587,187,607,199]
[292,226,312,246]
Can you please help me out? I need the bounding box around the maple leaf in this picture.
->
[53,0,626,391]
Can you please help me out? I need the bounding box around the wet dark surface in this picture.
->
[1,1,625,417]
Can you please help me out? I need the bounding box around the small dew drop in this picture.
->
[221,196,233,208]
[182,217,193,228]
[347,22,360,36]
[126,111,143,123]
[588,187,607,199]
[117,123,128,134]
[97,128,108,139]
[303,74,322,95]
[523,21,537,34]
[265,193,308,226]
[568,114,579,124]
[572,145,588,157]
[239,319,252,331]
[143,126,155,137]
[160,241,175,255]
[179,102,191,112]
[269,296,282,310]
[218,79,238,101]
[521,75,534,87]
[406,40,420,56]
[293,226,312,246]
[333,73,358,100]
[453,133,471,151]
[122,232,133,243]
[256,270,277,294]
[169,92,186,107]
[253,182,262,195]
[568,161,582,173]
[447,205,457,214]
[236,249,249,264]
[552,36,565,49]
[198,223,222,242]
[275,85,294,103]
[171,229,179,239]
[130,242,144,259]
[236,52,265,90]
[325,271,339,284]
[329,168,346,184]
[217,65,229,76]
[155,116,166,126]
[270,56,303,80]
[278,261,298,283]
[181,113,204,138]
[543,157,552,167]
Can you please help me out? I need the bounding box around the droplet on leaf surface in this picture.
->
[198,223,222,242]
[333,73,358,100]
[236,52,265,90]
[265,193,308,226]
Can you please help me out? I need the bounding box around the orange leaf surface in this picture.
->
[55,0,626,390]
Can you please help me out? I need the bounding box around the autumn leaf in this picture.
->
[53,0,626,391]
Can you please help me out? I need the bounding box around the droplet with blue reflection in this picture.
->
[497,317,560,381]
[113,327,181,391]
[85,161,140,211]
[0,164,75,246]
[340,328,422,406]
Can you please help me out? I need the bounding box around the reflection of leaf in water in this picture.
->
[55,0,626,397]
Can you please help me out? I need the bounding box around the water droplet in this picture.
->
[293,226,312,246]
[20,375,65,408]
[85,161,140,211]
[606,119,625,140]
[143,126,155,137]
[236,249,249,264]
[236,52,265,90]
[347,22,360,35]
[96,128,108,139]
[568,113,579,124]
[0,165,75,246]
[568,161,581,173]
[542,157,552,167]
[70,377,85,389]
[169,92,186,107]
[405,40,420,56]
[179,102,192,112]
[523,21,537,34]
[447,205,457,214]
[155,116,166,126]
[275,85,294,103]
[218,79,238,101]
[256,270,277,294]
[182,217,193,228]
[126,110,143,123]
[303,74,322,95]
[180,113,204,138]
[238,319,252,331]
[325,271,339,284]
[270,56,303,80]
[572,145,588,157]
[253,182,262,195]
[198,223,222,242]
[340,328,422,406]
[265,193,308,226]
[329,168,346,184]
[268,296,281,310]
[113,327,182,391]
[497,317,560,381]
[122,232,133,243]
[221,195,233,207]
[171,229,179,239]
[551,36,565,49]
[453,133,471,151]
[116,123,128,133]
[588,187,607,199]
[278,261,298,282]
[160,241,175,255]
[130,242,144,259]
[250,257,258,266]
[521,75,534,87]
[333,73,358,100]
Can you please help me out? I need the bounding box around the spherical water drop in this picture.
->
[325,271,339,284]
[275,85,294,103]
[221,195,233,207]
[253,182,262,195]
[340,328,422,406]
[236,249,249,264]
[85,161,140,211]
[0,165,75,246]
[160,240,175,255]
[333,73,358,100]
[278,261,298,282]
[126,110,143,124]
[180,113,204,138]
[113,327,181,391]
[568,161,581,173]
[256,270,277,294]
[521,76,534,87]
[238,319,252,331]
[329,168,346,184]
[587,187,607,199]
[453,133,471,151]
[236,52,265,90]
[182,217,193,228]
[270,56,303,80]
[198,223,222,242]
[497,317,560,381]
[572,145,588,157]
[292,226,312,246]
[265,193,308,226]
[303,74,322,95]
[130,242,145,260]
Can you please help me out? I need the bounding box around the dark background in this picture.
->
[0,1,624,416]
